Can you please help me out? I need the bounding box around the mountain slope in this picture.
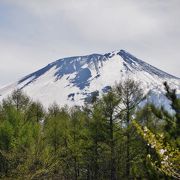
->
[0,50,180,109]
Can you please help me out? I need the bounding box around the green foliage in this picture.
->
[0,81,179,179]
[164,82,180,148]
[133,120,180,179]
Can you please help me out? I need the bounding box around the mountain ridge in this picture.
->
[18,49,180,87]
[0,49,180,109]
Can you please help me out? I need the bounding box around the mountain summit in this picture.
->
[0,50,180,108]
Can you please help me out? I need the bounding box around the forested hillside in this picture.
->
[0,80,179,179]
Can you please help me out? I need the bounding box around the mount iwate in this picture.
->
[0,50,180,109]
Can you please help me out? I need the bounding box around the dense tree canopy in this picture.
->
[0,80,179,179]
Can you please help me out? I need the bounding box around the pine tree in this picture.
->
[84,100,110,179]
[26,101,45,122]
[115,79,144,179]
[101,90,120,180]
[164,82,180,147]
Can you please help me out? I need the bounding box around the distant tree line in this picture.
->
[0,79,179,179]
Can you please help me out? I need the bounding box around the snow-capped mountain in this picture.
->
[0,50,180,109]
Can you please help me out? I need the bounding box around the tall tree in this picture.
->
[101,90,120,180]
[164,82,180,146]
[4,89,30,111]
[26,101,45,122]
[115,79,144,179]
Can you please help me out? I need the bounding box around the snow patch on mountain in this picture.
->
[0,49,180,109]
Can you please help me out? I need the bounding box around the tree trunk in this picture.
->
[110,116,116,180]
[126,95,130,179]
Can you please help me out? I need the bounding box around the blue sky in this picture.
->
[0,0,180,86]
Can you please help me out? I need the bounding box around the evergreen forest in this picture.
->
[0,80,179,179]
